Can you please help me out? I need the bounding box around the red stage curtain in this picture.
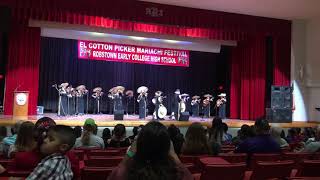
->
[3,26,40,115]
[273,36,291,86]
[230,37,266,120]
[0,0,291,118]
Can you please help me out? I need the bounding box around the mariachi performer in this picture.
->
[76,85,88,115]
[108,87,115,115]
[171,89,181,120]
[202,94,213,118]
[55,82,68,116]
[137,86,148,119]
[92,87,103,114]
[216,93,227,119]
[152,91,166,120]
[111,86,125,112]
[66,85,76,115]
[191,95,200,117]
[125,90,134,115]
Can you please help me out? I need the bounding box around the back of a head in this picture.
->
[15,121,35,150]
[49,125,76,152]
[13,120,24,134]
[114,124,126,139]
[184,122,209,154]
[167,124,179,140]
[132,126,139,136]
[222,123,228,133]
[254,119,270,135]
[34,117,56,146]
[0,126,7,139]
[136,121,170,161]
[131,121,176,180]
[102,128,111,139]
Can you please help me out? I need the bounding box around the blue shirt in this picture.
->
[235,134,281,154]
[3,134,17,146]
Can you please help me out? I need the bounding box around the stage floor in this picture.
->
[0,113,319,128]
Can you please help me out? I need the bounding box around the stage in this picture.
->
[0,113,318,128]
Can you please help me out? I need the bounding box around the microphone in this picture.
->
[52,84,57,87]
[14,84,21,92]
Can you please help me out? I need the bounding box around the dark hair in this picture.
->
[128,121,178,180]
[102,128,111,140]
[34,117,56,148]
[74,126,82,138]
[167,124,184,155]
[167,124,179,140]
[49,125,76,152]
[254,119,270,135]
[222,123,228,133]
[132,127,139,136]
[209,117,224,143]
[0,126,7,141]
[114,124,126,139]
[15,121,36,151]
[81,124,95,146]
[182,122,209,155]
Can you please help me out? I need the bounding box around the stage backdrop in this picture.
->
[38,37,230,115]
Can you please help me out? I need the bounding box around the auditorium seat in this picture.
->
[248,160,294,180]
[0,159,13,169]
[179,155,209,164]
[250,153,282,169]
[71,149,85,160]
[200,163,246,180]
[282,152,314,168]
[81,167,114,180]
[87,150,121,158]
[7,170,32,177]
[218,153,247,163]
[84,156,123,167]
[296,160,320,177]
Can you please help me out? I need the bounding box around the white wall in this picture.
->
[291,17,320,122]
[291,20,308,121]
[305,17,320,121]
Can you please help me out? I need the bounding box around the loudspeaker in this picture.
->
[179,112,189,121]
[114,110,124,120]
[0,6,11,33]
[271,86,292,109]
[271,108,292,123]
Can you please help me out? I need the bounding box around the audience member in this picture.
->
[298,126,320,153]
[167,124,184,155]
[108,124,131,148]
[222,122,232,144]
[93,124,98,135]
[128,127,139,142]
[108,121,192,180]
[8,121,37,158]
[235,119,281,154]
[74,118,104,149]
[2,120,23,156]
[9,117,56,172]
[0,126,7,152]
[270,127,289,148]
[181,122,210,155]
[102,127,111,148]
[208,117,225,155]
[73,126,82,138]
[27,125,76,180]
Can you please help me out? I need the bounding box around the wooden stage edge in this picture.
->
[0,115,319,128]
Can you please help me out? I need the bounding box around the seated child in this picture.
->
[27,125,76,180]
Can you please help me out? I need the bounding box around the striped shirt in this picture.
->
[27,153,73,180]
